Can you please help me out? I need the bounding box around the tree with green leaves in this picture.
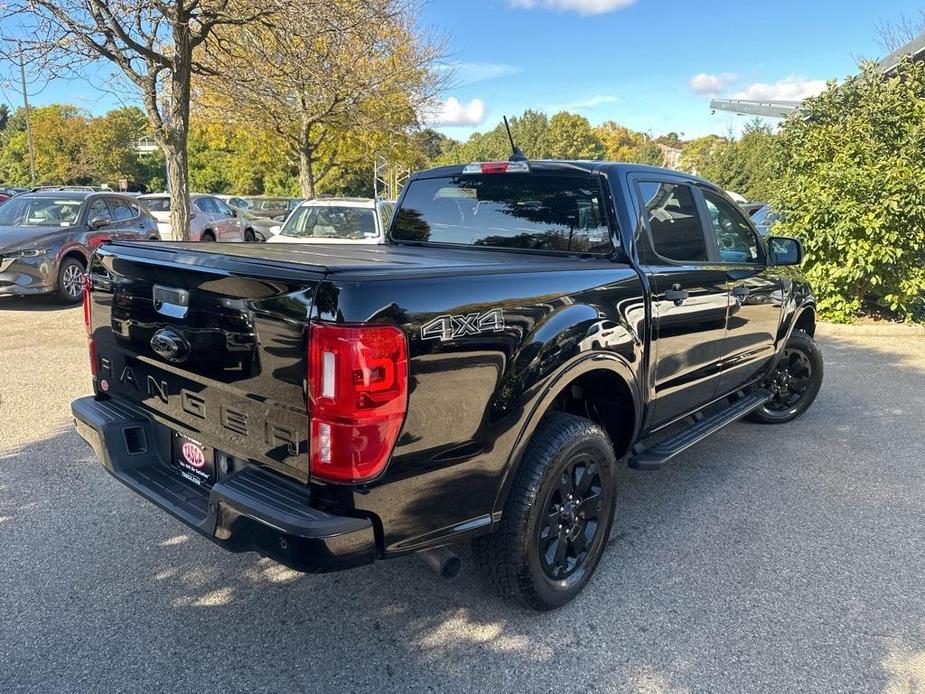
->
[595,121,661,165]
[0,104,89,184]
[679,120,777,201]
[772,59,925,323]
[546,112,603,160]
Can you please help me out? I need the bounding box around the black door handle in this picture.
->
[664,284,689,305]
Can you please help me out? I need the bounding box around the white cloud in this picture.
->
[425,97,486,127]
[509,0,637,15]
[731,75,827,102]
[688,72,739,96]
[549,94,619,111]
[436,62,522,86]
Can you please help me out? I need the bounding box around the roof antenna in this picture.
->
[503,116,527,162]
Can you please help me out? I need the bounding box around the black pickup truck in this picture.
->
[72,160,822,610]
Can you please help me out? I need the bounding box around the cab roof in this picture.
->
[412,160,718,188]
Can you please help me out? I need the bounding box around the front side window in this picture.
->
[392,173,612,254]
[377,202,395,232]
[639,181,707,262]
[86,199,112,225]
[196,197,217,214]
[702,190,763,264]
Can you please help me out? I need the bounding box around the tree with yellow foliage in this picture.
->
[198,0,444,198]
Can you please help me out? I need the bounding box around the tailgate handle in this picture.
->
[153,285,190,318]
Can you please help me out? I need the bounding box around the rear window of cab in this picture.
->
[391,173,612,254]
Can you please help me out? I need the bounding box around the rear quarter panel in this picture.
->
[320,262,645,553]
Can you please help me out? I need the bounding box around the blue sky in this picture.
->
[422,0,925,139]
[2,0,923,142]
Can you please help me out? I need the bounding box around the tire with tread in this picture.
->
[747,330,823,424]
[56,256,85,303]
[201,231,215,242]
[473,411,617,610]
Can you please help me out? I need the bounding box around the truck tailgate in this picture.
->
[88,243,322,482]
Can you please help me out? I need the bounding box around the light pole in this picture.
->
[16,40,36,186]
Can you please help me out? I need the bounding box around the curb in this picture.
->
[816,322,925,338]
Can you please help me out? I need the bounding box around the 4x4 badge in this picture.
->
[421,309,505,341]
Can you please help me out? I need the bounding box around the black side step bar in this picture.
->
[629,390,772,471]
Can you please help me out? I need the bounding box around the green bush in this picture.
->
[772,59,925,323]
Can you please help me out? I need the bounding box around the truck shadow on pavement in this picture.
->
[1,335,923,692]
[0,296,79,312]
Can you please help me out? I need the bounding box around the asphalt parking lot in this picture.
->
[1,297,923,693]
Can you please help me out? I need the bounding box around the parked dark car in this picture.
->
[0,191,159,302]
[72,160,820,609]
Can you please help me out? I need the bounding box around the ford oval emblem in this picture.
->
[181,441,206,469]
[150,328,190,363]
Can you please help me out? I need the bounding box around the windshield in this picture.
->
[391,173,612,254]
[0,197,83,227]
[281,205,378,240]
[141,197,170,212]
[247,198,290,211]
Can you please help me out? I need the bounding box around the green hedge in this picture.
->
[772,59,925,323]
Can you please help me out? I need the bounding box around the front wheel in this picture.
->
[56,257,85,303]
[748,330,823,424]
[473,411,617,610]
[244,228,256,243]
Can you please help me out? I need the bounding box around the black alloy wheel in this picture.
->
[748,330,823,424]
[473,411,617,610]
[538,454,604,580]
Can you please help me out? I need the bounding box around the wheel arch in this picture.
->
[792,304,816,337]
[58,245,89,270]
[491,354,641,517]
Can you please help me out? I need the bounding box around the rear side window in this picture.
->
[109,198,136,221]
[638,181,707,262]
[392,173,612,254]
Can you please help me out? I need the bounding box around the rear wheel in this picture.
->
[748,330,823,424]
[56,256,85,303]
[201,231,216,243]
[473,411,617,610]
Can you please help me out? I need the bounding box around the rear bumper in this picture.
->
[71,396,377,573]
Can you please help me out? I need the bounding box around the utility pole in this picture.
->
[17,40,36,186]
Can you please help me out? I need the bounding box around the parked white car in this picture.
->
[137,193,249,242]
[266,198,395,245]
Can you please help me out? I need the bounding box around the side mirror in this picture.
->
[231,209,237,217]
[769,236,802,265]
[89,216,109,229]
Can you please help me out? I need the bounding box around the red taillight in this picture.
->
[83,273,97,379]
[479,162,511,174]
[462,161,530,174]
[307,322,408,483]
